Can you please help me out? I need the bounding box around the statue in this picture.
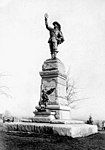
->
[39,88,55,110]
[44,13,64,59]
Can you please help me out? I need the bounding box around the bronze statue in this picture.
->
[44,13,64,59]
[39,88,55,109]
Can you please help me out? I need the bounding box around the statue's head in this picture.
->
[53,21,61,31]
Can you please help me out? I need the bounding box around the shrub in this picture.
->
[86,115,93,125]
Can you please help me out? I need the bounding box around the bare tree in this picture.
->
[86,115,93,125]
[0,73,12,98]
[66,67,88,109]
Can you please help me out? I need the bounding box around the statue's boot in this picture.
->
[53,51,58,59]
[51,54,54,59]
[53,52,57,59]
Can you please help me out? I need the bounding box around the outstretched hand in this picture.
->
[44,13,48,20]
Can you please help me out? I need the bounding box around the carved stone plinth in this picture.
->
[33,110,55,123]
[40,58,68,106]
[34,58,71,121]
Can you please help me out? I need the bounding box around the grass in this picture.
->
[0,131,105,150]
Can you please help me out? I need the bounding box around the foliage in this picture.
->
[66,68,89,109]
[66,77,78,107]
[3,110,11,117]
[86,115,93,125]
[0,73,12,98]
[66,68,83,109]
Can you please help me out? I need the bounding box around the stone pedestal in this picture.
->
[31,58,98,137]
[40,58,67,106]
[33,110,55,123]
[34,58,71,121]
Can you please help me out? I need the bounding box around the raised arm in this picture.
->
[44,13,52,30]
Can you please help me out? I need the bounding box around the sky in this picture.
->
[0,0,105,120]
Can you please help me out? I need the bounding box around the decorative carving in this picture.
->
[41,58,67,78]
[41,79,56,103]
[42,62,57,71]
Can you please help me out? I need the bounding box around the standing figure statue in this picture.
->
[44,13,64,59]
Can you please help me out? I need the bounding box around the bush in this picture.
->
[86,115,93,125]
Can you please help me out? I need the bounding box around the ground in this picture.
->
[0,131,105,150]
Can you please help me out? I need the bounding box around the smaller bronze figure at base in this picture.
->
[39,88,55,110]
[39,90,49,110]
[44,13,64,59]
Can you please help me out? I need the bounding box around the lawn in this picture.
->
[0,131,105,150]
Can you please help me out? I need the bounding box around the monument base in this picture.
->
[50,119,84,124]
[34,104,71,120]
[33,110,55,123]
[3,122,98,138]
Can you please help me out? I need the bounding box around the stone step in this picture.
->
[3,122,98,138]
[50,119,84,124]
